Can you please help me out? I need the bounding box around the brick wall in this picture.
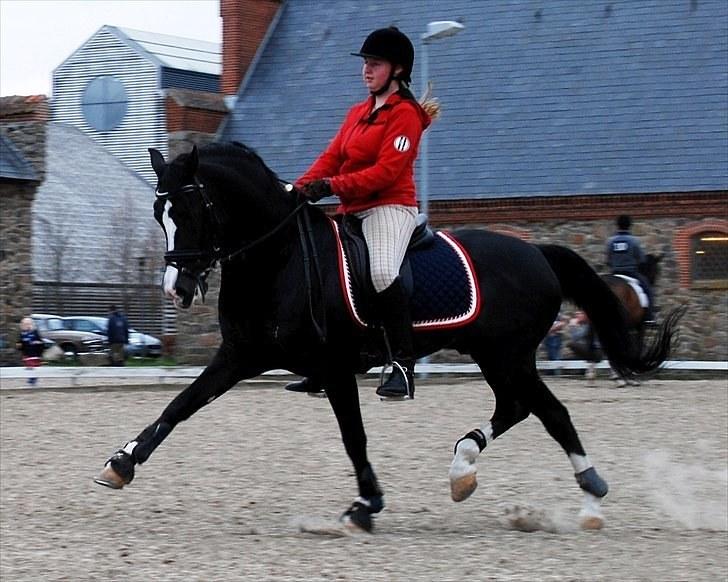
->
[220,0,281,95]
[165,89,228,134]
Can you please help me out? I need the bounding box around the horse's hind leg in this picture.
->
[519,370,609,528]
[449,358,608,528]
[95,346,256,489]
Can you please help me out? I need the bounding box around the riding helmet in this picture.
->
[351,26,415,85]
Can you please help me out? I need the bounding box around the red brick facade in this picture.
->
[165,94,227,134]
[220,0,282,95]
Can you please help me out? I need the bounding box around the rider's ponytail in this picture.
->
[397,81,441,121]
[419,82,440,121]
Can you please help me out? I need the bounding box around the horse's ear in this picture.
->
[185,146,199,174]
[149,148,166,178]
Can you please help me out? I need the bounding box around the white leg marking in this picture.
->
[569,453,592,475]
[579,492,605,530]
[449,422,493,502]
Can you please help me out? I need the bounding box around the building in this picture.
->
[51,25,227,184]
[163,0,726,364]
[31,123,167,336]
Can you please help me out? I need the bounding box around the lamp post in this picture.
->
[419,20,465,216]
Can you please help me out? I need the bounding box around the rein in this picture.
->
[159,177,328,343]
[159,179,307,267]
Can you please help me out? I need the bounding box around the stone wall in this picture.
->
[0,96,47,365]
[169,210,726,365]
[0,183,37,365]
[472,216,727,361]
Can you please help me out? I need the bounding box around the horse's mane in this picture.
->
[198,141,282,187]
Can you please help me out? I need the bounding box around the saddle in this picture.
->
[331,214,481,330]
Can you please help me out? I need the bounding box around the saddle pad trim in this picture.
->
[330,219,481,330]
[614,274,649,308]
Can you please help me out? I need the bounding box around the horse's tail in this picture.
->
[538,244,683,377]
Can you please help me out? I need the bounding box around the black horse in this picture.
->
[95,143,682,531]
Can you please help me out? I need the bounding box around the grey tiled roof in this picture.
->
[220,0,728,200]
[0,134,39,181]
[111,26,221,76]
[33,124,162,283]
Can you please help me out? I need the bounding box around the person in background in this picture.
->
[567,310,603,379]
[543,312,567,376]
[289,26,438,400]
[107,305,129,366]
[16,317,43,385]
[606,214,655,322]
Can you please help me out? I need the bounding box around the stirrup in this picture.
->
[376,362,414,401]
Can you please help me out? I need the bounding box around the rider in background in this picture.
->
[606,214,655,322]
[292,26,437,399]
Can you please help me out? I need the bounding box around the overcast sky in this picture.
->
[0,0,221,97]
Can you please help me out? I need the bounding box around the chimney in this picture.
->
[220,0,281,96]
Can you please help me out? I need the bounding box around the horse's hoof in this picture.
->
[450,473,478,502]
[94,463,128,489]
[340,501,374,533]
[580,515,605,530]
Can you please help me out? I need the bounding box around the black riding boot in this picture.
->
[375,278,415,400]
[284,377,325,394]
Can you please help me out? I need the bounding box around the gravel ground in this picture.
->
[1,376,726,581]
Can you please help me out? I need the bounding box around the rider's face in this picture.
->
[362,58,393,93]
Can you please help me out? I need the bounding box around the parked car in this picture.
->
[126,329,162,358]
[63,316,162,358]
[31,313,108,361]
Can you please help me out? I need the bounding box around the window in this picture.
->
[675,220,728,289]
[691,232,728,283]
[81,76,128,131]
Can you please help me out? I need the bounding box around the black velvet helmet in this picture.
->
[351,27,414,85]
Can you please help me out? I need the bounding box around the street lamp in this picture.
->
[419,20,465,216]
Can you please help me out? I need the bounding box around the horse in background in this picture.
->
[602,254,664,385]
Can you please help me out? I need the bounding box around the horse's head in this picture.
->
[640,253,662,286]
[149,146,219,309]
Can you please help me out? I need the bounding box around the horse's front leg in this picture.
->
[324,372,384,533]
[95,344,262,489]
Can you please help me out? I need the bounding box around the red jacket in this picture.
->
[297,92,431,214]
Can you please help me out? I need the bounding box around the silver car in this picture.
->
[31,314,108,361]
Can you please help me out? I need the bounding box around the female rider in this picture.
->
[293,26,434,399]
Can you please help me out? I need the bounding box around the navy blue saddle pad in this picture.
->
[329,220,482,330]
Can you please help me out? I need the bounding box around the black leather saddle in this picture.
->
[336,213,435,306]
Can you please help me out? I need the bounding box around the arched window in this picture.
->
[81,76,128,131]
[691,232,728,283]
[674,220,728,289]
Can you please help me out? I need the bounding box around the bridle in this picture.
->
[156,176,308,276]
[157,175,327,341]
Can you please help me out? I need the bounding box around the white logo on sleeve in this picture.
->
[393,135,411,152]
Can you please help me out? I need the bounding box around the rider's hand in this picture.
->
[299,179,333,202]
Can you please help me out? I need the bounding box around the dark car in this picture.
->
[31,313,108,361]
[63,316,162,358]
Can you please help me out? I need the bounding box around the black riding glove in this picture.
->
[300,179,333,202]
